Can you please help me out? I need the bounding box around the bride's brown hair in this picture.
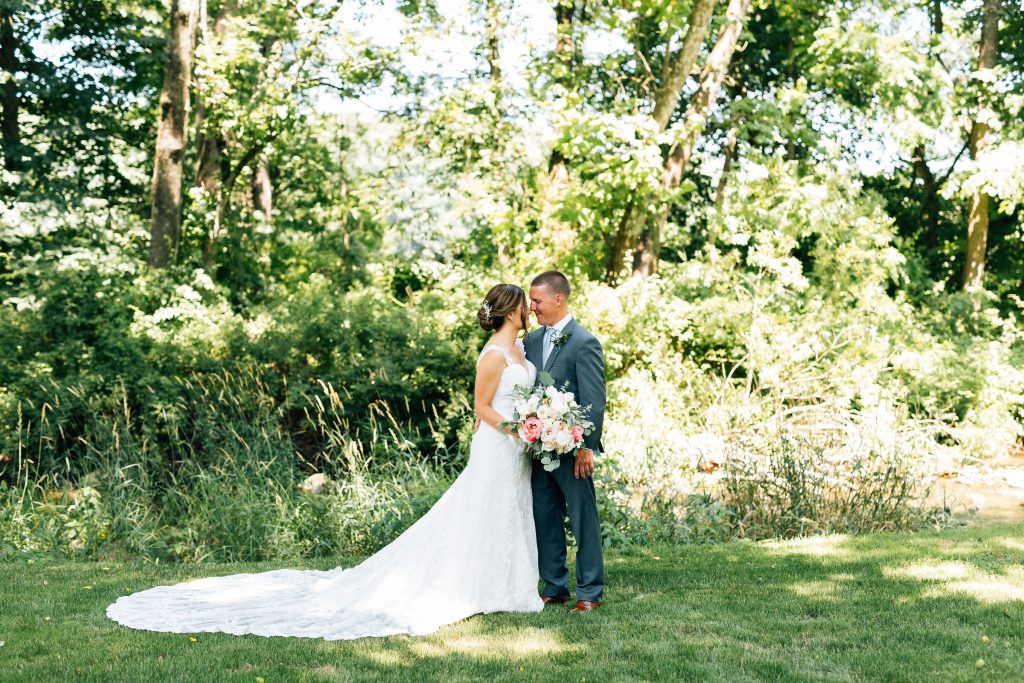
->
[477,284,529,333]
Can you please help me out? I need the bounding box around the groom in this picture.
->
[525,270,606,613]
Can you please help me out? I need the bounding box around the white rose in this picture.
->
[549,396,569,415]
[545,386,557,398]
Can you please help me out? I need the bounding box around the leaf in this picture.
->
[678,179,698,195]
[538,371,555,387]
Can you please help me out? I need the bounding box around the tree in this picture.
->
[250,33,276,228]
[637,0,752,277]
[536,0,579,260]
[192,3,231,206]
[605,0,718,282]
[962,0,1001,290]
[188,1,351,276]
[148,0,201,269]
[1,5,21,173]
[252,151,272,223]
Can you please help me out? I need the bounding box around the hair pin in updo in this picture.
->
[481,302,492,317]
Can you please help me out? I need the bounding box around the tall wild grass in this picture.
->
[1,369,458,562]
[1,365,951,563]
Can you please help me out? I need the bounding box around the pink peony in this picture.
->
[571,425,584,442]
[519,416,545,443]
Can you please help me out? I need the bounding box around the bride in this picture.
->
[106,283,544,639]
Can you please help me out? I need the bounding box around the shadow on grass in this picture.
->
[3,522,1024,682]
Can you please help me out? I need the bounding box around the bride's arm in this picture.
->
[474,353,518,436]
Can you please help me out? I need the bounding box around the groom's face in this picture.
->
[529,285,564,326]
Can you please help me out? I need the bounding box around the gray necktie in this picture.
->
[542,326,555,367]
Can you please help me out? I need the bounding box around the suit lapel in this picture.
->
[526,329,543,381]
[543,318,577,372]
[527,328,542,366]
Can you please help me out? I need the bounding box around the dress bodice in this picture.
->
[476,339,536,421]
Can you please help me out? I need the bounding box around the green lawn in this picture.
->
[3,522,1024,682]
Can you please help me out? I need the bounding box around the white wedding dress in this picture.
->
[106,340,543,639]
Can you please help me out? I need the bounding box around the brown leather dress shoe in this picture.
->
[540,595,570,605]
[568,600,602,613]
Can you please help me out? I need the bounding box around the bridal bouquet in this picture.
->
[500,372,594,471]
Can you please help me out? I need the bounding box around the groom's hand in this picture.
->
[574,448,595,480]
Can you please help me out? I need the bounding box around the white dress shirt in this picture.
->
[542,313,574,367]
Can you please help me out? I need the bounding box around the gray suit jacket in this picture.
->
[524,318,606,454]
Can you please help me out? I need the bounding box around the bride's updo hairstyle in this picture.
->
[478,284,529,332]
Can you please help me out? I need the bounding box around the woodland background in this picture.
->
[1,0,1022,562]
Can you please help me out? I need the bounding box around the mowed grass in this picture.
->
[3,522,1024,682]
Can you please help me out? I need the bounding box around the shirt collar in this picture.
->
[547,313,573,334]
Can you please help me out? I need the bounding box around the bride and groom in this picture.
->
[106,270,606,640]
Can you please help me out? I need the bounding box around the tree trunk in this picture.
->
[537,1,577,261]
[552,0,574,73]
[546,0,574,185]
[0,10,21,173]
[195,106,228,268]
[204,142,263,266]
[193,5,229,193]
[912,1,942,251]
[251,152,272,220]
[148,0,201,269]
[251,151,273,275]
[911,144,940,249]
[483,0,512,265]
[633,0,752,278]
[605,0,718,281]
[485,0,501,83]
[193,102,226,194]
[669,0,750,189]
[785,33,796,161]
[250,35,275,228]
[194,3,235,268]
[650,0,719,130]
[714,122,739,207]
[713,63,746,210]
[962,0,1000,290]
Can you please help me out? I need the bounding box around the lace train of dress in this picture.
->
[105,341,543,640]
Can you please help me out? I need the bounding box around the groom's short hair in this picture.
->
[531,271,571,298]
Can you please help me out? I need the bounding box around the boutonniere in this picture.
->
[551,329,572,348]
